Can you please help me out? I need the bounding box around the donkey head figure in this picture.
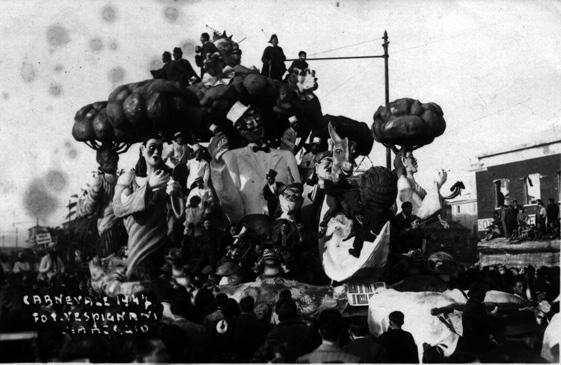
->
[328,122,357,181]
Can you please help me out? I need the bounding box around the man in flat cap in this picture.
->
[263,169,285,217]
[209,101,301,223]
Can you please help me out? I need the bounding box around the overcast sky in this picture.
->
[1,0,560,240]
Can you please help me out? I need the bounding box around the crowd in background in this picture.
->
[484,198,560,242]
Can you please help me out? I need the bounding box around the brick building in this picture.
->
[474,139,561,232]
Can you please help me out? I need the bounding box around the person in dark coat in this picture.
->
[195,32,218,76]
[287,50,309,75]
[265,298,321,362]
[461,283,496,358]
[378,311,418,363]
[205,298,241,362]
[261,34,286,80]
[151,51,172,79]
[263,169,284,217]
[342,316,386,363]
[504,201,518,237]
[391,201,423,253]
[166,47,200,86]
[546,198,560,236]
[232,296,269,360]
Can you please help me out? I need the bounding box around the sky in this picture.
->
[1,0,560,245]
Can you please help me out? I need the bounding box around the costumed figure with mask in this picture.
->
[208,101,301,223]
[113,136,184,280]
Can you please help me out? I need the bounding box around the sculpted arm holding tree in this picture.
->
[208,131,245,223]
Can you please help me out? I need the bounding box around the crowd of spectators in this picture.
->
[0,242,559,362]
[484,198,560,242]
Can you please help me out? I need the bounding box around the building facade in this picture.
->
[474,139,561,232]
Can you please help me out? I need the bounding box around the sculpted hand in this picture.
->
[435,169,448,188]
[208,131,229,164]
[148,170,170,191]
[166,179,181,196]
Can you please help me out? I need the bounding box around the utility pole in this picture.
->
[285,31,393,169]
[382,30,391,170]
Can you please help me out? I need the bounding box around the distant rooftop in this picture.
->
[477,138,561,160]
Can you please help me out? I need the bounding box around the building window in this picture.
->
[493,179,509,207]
[456,205,461,214]
[525,173,541,204]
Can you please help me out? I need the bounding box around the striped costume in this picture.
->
[113,170,168,279]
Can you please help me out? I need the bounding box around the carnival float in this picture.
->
[71,30,552,361]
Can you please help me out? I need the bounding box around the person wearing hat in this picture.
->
[164,132,189,169]
[263,169,285,217]
[299,136,322,183]
[208,101,301,223]
[185,142,210,189]
[261,34,286,81]
[279,115,301,153]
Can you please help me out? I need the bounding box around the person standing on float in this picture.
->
[113,136,183,279]
[261,34,286,81]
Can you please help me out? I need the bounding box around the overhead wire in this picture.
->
[308,38,381,57]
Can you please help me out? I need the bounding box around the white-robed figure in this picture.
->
[208,101,301,223]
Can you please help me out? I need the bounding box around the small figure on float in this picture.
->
[263,169,284,217]
[150,51,172,79]
[208,101,301,223]
[163,131,190,170]
[287,51,309,76]
[279,115,301,154]
[185,142,210,189]
[113,136,184,280]
[261,34,286,81]
[195,32,218,76]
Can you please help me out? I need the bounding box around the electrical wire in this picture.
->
[308,38,381,57]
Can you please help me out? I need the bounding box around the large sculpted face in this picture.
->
[328,123,355,178]
[142,138,164,167]
[402,151,418,174]
[236,110,265,143]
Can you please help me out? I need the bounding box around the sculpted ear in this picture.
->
[328,122,342,144]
